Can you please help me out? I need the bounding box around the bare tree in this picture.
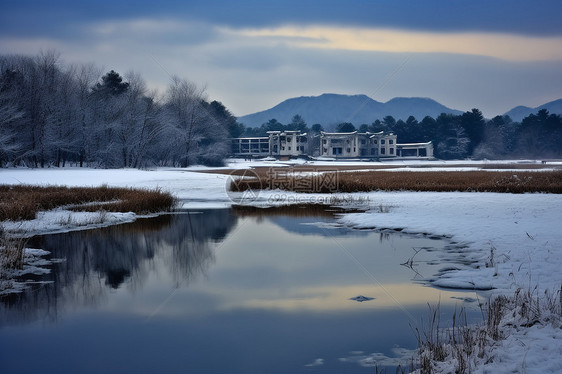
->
[0,93,24,166]
[164,77,209,167]
[72,62,101,167]
[0,52,232,168]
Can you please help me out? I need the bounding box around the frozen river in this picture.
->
[0,206,481,373]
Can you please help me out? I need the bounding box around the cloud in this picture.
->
[1,10,561,118]
[222,283,471,312]
[2,0,562,37]
[236,25,562,62]
[86,19,221,47]
[304,358,324,367]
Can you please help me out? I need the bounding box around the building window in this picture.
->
[381,139,385,145]
[390,148,394,154]
[389,139,394,144]
[323,139,327,144]
[332,147,343,155]
[381,148,386,155]
[361,139,366,145]
[282,146,285,150]
[373,139,377,144]
[288,146,291,151]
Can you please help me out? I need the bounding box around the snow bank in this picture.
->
[0,248,62,295]
[2,210,137,237]
[1,165,560,294]
[337,191,561,294]
[0,167,232,209]
[1,164,561,372]
[472,321,562,373]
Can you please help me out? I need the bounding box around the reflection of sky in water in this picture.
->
[0,209,481,373]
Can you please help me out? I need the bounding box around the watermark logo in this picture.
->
[265,168,339,192]
[226,169,262,204]
[225,167,348,204]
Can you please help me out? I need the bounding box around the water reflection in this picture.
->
[0,206,480,374]
[0,210,237,326]
[232,204,366,236]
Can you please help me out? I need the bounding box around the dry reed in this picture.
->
[0,185,176,221]
[414,287,561,373]
[230,170,562,194]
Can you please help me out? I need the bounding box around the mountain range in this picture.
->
[237,93,562,127]
[503,99,562,122]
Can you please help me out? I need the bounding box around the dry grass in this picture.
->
[0,185,176,221]
[414,287,561,373]
[196,162,561,177]
[230,170,562,194]
[0,228,26,270]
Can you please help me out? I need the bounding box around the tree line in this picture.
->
[0,51,240,168]
[2,51,560,166]
[241,109,562,159]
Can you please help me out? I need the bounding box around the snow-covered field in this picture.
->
[1,159,561,372]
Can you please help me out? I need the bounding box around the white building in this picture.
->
[267,130,308,157]
[231,130,433,159]
[396,142,434,158]
[231,131,308,158]
[320,131,397,158]
[230,136,270,156]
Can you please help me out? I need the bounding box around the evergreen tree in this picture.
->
[311,123,324,133]
[287,114,307,132]
[382,115,396,128]
[460,108,485,153]
[263,118,285,132]
[92,70,129,96]
[205,100,243,138]
[336,122,356,132]
[358,124,369,132]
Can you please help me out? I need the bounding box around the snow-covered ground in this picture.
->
[1,159,560,291]
[1,159,561,372]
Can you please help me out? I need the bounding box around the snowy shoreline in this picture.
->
[1,160,561,372]
[1,161,560,294]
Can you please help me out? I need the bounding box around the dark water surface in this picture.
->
[0,207,479,373]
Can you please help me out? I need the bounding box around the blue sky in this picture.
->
[1,0,561,118]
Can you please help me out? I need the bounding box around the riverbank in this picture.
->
[1,159,561,372]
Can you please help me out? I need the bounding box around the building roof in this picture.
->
[396,141,433,147]
[321,131,390,136]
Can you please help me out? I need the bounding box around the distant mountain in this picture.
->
[504,99,562,122]
[237,93,463,128]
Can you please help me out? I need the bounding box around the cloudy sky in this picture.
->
[1,0,562,118]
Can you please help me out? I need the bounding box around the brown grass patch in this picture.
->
[230,170,562,194]
[195,162,561,177]
[0,185,176,221]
